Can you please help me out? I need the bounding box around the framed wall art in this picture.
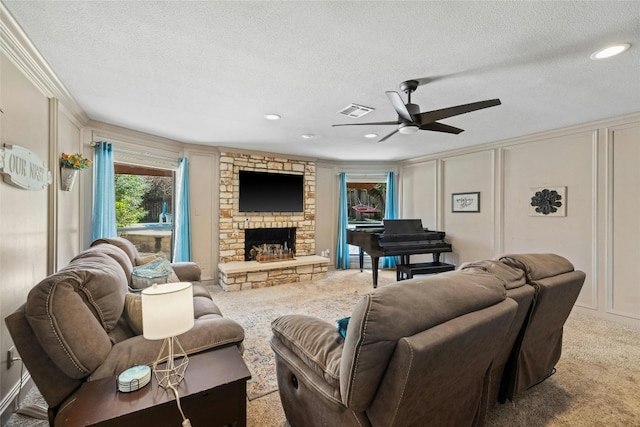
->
[529,186,566,216]
[452,192,480,213]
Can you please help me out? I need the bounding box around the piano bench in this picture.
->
[396,262,456,281]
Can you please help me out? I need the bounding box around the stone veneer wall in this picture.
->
[219,152,316,262]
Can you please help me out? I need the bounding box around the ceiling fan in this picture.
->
[333,80,501,142]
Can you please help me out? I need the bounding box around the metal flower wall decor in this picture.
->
[529,186,566,217]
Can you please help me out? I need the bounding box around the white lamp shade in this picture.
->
[141,282,195,340]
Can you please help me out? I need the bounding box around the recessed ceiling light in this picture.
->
[364,133,378,139]
[590,43,631,60]
[264,114,281,120]
[301,134,315,139]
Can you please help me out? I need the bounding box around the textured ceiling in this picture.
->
[3,1,640,161]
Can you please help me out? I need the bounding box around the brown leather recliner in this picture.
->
[496,253,585,400]
[271,268,519,427]
[5,238,245,426]
[271,253,585,426]
[457,259,535,408]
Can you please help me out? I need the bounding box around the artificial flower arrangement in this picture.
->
[60,153,92,170]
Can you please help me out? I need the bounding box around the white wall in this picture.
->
[609,124,640,320]
[315,163,337,263]
[56,103,84,268]
[0,51,50,403]
[399,160,438,263]
[502,132,596,307]
[185,146,220,282]
[400,160,438,229]
[400,114,640,328]
[442,151,496,265]
[0,45,82,419]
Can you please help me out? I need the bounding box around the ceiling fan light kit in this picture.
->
[398,123,419,134]
[333,79,501,143]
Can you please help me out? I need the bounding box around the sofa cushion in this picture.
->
[123,293,144,335]
[91,237,138,263]
[193,295,223,319]
[340,270,507,411]
[497,253,574,281]
[459,259,527,290]
[124,286,222,336]
[271,314,344,390]
[172,262,202,283]
[26,253,128,379]
[72,244,134,285]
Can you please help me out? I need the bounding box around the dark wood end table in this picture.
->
[61,346,251,427]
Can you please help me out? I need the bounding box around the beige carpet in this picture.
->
[217,269,640,427]
[6,269,640,427]
[208,269,386,400]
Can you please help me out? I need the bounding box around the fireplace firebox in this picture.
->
[244,228,296,261]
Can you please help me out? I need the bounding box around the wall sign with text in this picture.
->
[452,192,480,213]
[0,144,52,190]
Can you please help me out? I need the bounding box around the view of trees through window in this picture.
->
[115,164,174,258]
[347,182,386,224]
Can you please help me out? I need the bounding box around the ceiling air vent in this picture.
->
[337,103,374,118]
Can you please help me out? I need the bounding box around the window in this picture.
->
[347,181,386,224]
[346,178,387,261]
[115,163,174,259]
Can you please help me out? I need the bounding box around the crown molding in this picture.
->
[0,3,89,126]
[400,111,640,166]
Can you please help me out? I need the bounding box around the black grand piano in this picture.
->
[346,219,454,287]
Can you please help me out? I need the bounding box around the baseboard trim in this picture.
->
[0,371,34,426]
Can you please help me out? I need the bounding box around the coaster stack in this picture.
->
[117,365,151,392]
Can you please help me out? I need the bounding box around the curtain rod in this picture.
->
[338,172,393,177]
[90,141,180,164]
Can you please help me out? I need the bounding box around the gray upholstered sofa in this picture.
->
[5,237,245,426]
[270,253,585,427]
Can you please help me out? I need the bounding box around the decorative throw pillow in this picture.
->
[123,293,143,335]
[131,257,179,289]
[337,317,350,338]
[134,254,163,266]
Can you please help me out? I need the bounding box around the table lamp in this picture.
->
[141,282,194,389]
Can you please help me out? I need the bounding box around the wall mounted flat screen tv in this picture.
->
[239,170,304,212]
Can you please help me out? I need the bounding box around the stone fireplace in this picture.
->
[244,227,296,261]
[217,152,328,291]
[218,152,316,263]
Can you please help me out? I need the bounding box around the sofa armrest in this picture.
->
[171,262,201,283]
[271,314,343,389]
[90,317,245,380]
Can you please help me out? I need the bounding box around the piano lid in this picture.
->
[383,219,424,234]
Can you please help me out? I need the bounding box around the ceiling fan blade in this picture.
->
[385,91,413,122]
[419,122,464,134]
[416,98,501,124]
[332,121,398,127]
[378,129,399,143]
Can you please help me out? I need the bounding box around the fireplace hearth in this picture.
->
[244,227,296,261]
